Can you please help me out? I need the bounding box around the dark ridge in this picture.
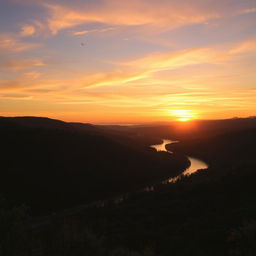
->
[1,116,256,256]
[0,116,188,215]
[0,116,71,130]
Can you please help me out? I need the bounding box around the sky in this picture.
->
[0,0,256,123]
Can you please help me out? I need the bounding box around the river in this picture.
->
[151,139,208,183]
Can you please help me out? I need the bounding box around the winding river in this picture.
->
[151,139,208,183]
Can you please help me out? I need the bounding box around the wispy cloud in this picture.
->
[81,70,148,88]
[41,1,219,35]
[22,71,42,79]
[20,25,36,36]
[1,37,254,97]
[0,34,40,52]
[0,93,33,100]
[123,48,222,71]
[229,38,256,55]
[0,59,45,70]
[239,8,256,14]
[81,35,256,89]
[73,27,115,36]
[79,47,223,88]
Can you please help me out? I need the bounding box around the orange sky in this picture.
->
[0,0,256,123]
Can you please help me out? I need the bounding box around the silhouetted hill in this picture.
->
[0,116,188,214]
[1,117,256,255]
[168,127,256,168]
[47,126,255,256]
[69,122,99,133]
[0,116,71,130]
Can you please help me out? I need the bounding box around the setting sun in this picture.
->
[170,110,196,122]
[0,0,256,123]
[179,118,190,122]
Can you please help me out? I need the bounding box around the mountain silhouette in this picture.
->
[0,116,188,214]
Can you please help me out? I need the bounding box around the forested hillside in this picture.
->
[1,117,256,256]
[0,117,188,214]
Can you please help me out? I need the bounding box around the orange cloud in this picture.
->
[229,38,256,55]
[0,77,67,94]
[73,27,115,36]
[42,1,218,34]
[123,48,222,71]
[0,35,40,52]
[0,79,30,92]
[0,38,252,97]
[81,70,148,88]
[0,59,45,70]
[20,25,36,36]
[0,93,33,100]
[80,48,224,88]
[239,8,256,14]
[71,37,255,89]
[22,71,42,79]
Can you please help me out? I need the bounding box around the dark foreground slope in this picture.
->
[73,123,255,256]
[20,119,255,256]
[0,116,188,214]
[1,117,256,256]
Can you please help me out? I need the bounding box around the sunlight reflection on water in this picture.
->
[151,139,178,152]
[151,139,208,184]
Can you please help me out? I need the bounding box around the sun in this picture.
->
[170,110,195,122]
[178,117,190,122]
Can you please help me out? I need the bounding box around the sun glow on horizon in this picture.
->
[170,110,196,122]
[0,0,255,122]
[178,117,190,122]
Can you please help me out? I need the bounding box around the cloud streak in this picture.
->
[41,0,219,35]
[20,25,36,36]
[73,27,115,36]
[0,34,40,53]
[0,59,45,70]
[79,47,225,88]
[229,38,256,55]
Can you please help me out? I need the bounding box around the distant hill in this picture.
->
[129,117,256,140]
[167,125,256,167]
